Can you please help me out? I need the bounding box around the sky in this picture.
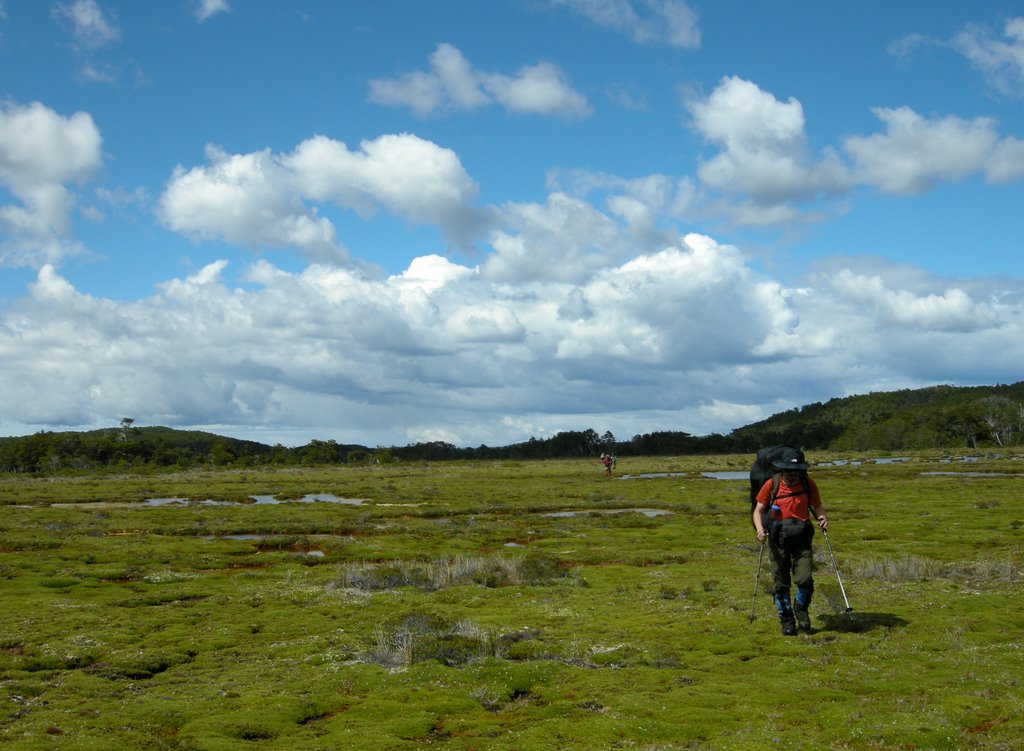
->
[1,0,1023,449]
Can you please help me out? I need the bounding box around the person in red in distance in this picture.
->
[751,449,829,635]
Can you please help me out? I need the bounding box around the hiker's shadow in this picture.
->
[817,611,909,634]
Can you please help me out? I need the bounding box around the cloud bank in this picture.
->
[3,229,1020,447]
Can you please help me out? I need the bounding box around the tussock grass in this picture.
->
[852,554,1019,583]
[331,552,572,592]
[364,613,500,668]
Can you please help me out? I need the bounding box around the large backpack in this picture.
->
[748,445,808,527]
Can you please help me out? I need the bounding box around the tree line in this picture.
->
[2,383,1022,474]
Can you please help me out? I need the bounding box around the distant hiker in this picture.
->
[751,448,829,635]
[601,453,614,476]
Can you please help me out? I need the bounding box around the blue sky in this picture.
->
[1,0,1023,448]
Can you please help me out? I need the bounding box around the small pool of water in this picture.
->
[921,471,1024,477]
[205,534,265,540]
[700,471,749,481]
[247,494,365,505]
[200,534,327,556]
[618,471,750,480]
[144,495,365,506]
[544,508,672,518]
[619,472,688,479]
[145,498,189,506]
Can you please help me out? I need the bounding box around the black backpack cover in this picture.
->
[748,445,807,522]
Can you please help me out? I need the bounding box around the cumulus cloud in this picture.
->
[551,0,701,49]
[828,269,1000,332]
[484,193,628,283]
[547,168,697,222]
[158,145,346,264]
[687,77,849,201]
[158,133,489,263]
[282,133,488,247]
[685,77,1024,226]
[685,76,849,225]
[368,43,592,119]
[843,107,1024,193]
[0,101,103,267]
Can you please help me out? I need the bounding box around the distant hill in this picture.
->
[2,381,1022,472]
[725,381,1024,453]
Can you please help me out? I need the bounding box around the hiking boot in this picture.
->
[780,618,797,636]
[794,605,811,633]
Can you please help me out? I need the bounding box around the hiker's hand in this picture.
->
[817,514,828,530]
[756,529,766,542]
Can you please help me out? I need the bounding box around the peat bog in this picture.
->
[1,452,1022,749]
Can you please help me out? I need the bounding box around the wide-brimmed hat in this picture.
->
[772,449,809,471]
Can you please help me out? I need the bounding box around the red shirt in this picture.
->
[755,476,821,521]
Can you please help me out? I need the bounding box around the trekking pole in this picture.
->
[748,541,766,623]
[820,526,852,612]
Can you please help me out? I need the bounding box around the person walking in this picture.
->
[751,449,829,635]
[601,453,614,476]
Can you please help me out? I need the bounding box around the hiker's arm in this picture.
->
[809,478,828,530]
[813,503,828,530]
[753,502,768,541]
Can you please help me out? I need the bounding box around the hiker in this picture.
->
[601,453,614,476]
[751,449,829,635]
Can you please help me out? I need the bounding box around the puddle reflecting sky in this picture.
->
[143,494,364,506]
[544,508,672,518]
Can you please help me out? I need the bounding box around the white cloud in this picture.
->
[827,269,999,332]
[50,0,137,83]
[842,107,1021,194]
[684,76,849,225]
[685,78,1024,226]
[52,0,120,49]
[3,238,1023,447]
[481,61,592,118]
[283,133,488,247]
[484,192,627,283]
[552,0,700,49]
[369,43,592,119]
[952,17,1024,96]
[158,145,347,264]
[988,136,1024,183]
[195,0,231,22]
[0,101,103,267]
[159,133,489,262]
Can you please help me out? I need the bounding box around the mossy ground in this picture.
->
[1,452,1022,749]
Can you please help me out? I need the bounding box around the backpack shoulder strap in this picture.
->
[772,471,812,504]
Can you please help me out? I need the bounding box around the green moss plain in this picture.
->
[1,452,1022,749]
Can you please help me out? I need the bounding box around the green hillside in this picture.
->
[727,381,1024,453]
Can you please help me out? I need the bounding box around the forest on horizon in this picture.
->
[2,381,1023,474]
